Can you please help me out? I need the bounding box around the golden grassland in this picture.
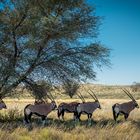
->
[0,98,140,140]
[0,85,140,140]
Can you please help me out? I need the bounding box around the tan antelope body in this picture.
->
[76,90,101,124]
[24,93,57,125]
[0,99,7,110]
[112,89,139,121]
[57,92,85,121]
[77,101,100,114]
[57,102,80,120]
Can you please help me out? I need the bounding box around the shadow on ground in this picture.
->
[0,116,140,132]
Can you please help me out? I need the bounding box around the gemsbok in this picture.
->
[24,93,57,126]
[0,99,7,110]
[57,92,85,121]
[76,90,101,124]
[112,88,139,121]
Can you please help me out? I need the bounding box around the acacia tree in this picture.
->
[0,0,110,98]
[63,81,79,98]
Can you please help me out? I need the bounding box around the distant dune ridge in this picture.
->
[9,84,140,100]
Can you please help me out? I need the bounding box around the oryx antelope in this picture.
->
[0,99,7,110]
[57,92,85,121]
[76,90,101,124]
[24,93,57,126]
[112,88,139,121]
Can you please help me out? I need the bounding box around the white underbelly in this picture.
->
[114,107,120,114]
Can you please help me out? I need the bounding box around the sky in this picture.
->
[87,0,140,85]
[0,1,140,85]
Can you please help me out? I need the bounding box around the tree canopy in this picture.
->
[0,0,110,99]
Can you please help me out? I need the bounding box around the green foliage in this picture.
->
[0,0,110,98]
[24,79,53,100]
[63,81,79,98]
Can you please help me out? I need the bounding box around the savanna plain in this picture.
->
[0,85,140,140]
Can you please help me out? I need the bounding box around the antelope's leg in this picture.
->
[73,114,75,120]
[77,112,81,121]
[28,113,32,123]
[24,108,32,124]
[74,112,78,121]
[112,107,117,121]
[116,113,119,121]
[113,114,117,121]
[124,113,129,120]
[41,116,46,126]
[57,109,61,119]
[62,110,65,121]
[24,113,29,124]
[87,113,92,119]
[87,114,89,119]
[88,113,92,125]
[73,112,76,120]
[113,105,120,121]
[113,113,117,121]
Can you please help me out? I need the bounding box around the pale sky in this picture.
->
[88,0,140,85]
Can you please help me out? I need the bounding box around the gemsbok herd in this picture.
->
[0,88,139,126]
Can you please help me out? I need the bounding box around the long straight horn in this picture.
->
[79,92,86,103]
[124,88,135,101]
[87,91,97,101]
[122,88,134,100]
[122,88,131,98]
[85,88,97,101]
[78,91,85,102]
[89,89,99,101]
[46,93,53,101]
[50,92,55,101]
[88,91,96,101]
[77,93,84,102]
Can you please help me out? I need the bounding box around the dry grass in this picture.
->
[0,99,140,140]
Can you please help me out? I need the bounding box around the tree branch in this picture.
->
[15,13,27,30]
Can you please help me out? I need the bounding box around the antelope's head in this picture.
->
[95,100,101,109]
[88,89,101,109]
[133,100,139,108]
[0,99,7,110]
[51,100,57,110]
[47,92,57,110]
